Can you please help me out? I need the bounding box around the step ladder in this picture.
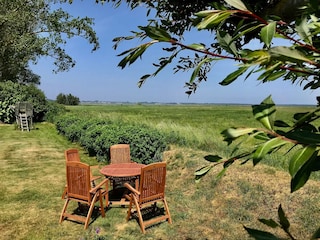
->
[19,113,29,131]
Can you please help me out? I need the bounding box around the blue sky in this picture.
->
[30,1,319,105]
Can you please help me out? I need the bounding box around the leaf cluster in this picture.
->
[102,0,320,94]
[0,0,99,83]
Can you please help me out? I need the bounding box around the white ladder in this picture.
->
[19,113,29,131]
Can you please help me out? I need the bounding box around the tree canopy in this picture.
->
[97,0,319,94]
[0,0,99,84]
[92,1,320,237]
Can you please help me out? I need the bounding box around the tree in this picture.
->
[0,0,99,83]
[92,0,320,238]
[95,0,320,187]
[56,93,80,105]
[0,81,47,123]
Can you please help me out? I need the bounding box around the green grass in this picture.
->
[1,104,320,239]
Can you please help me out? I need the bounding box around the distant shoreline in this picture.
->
[79,100,316,107]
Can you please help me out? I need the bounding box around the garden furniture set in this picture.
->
[59,144,172,233]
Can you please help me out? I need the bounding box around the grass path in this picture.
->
[1,123,320,239]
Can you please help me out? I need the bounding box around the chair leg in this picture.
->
[163,198,172,224]
[98,191,105,218]
[59,199,70,224]
[84,193,99,229]
[133,197,146,234]
[126,198,132,221]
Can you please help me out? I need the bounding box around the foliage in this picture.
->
[0,81,47,123]
[92,0,320,238]
[43,101,67,123]
[108,0,320,94]
[0,97,15,123]
[244,204,320,240]
[196,95,320,238]
[0,0,99,83]
[56,93,80,105]
[55,115,168,164]
[95,0,320,185]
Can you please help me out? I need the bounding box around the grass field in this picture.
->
[1,104,320,239]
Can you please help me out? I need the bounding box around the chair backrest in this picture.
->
[65,149,80,162]
[110,144,131,164]
[138,162,167,204]
[65,161,91,202]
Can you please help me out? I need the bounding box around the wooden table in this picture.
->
[100,162,145,205]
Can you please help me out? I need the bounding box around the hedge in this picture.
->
[55,115,168,164]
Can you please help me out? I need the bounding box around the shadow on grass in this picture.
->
[63,203,108,227]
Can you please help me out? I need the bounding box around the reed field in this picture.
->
[1,104,320,240]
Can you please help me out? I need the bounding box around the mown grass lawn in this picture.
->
[1,104,320,239]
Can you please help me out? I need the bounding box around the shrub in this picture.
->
[0,97,15,123]
[44,101,66,123]
[56,115,168,164]
[0,81,48,123]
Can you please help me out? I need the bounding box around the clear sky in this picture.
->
[30,1,319,105]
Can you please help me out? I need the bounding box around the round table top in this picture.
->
[100,162,145,177]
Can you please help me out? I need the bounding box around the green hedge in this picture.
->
[55,115,168,164]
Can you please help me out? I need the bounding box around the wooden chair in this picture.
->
[124,162,172,233]
[110,144,131,164]
[109,144,133,189]
[59,161,108,229]
[61,149,101,199]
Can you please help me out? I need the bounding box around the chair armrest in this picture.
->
[90,176,101,181]
[90,178,108,193]
[124,182,140,195]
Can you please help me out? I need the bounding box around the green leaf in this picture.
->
[290,150,318,192]
[263,70,287,82]
[189,57,214,83]
[260,21,276,48]
[138,74,151,88]
[139,26,171,41]
[117,43,153,68]
[296,17,312,44]
[223,158,235,168]
[256,62,283,83]
[194,10,221,18]
[187,43,206,50]
[285,130,320,145]
[221,127,256,140]
[204,155,223,162]
[274,120,291,127]
[197,11,232,29]
[252,95,276,130]
[253,137,287,165]
[195,165,213,176]
[258,218,279,228]
[269,46,311,63]
[195,165,213,182]
[224,0,248,11]
[216,167,228,179]
[289,145,316,177]
[293,107,320,127]
[242,49,270,64]
[219,66,248,85]
[231,23,265,43]
[216,31,238,56]
[278,205,290,231]
[243,226,279,240]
